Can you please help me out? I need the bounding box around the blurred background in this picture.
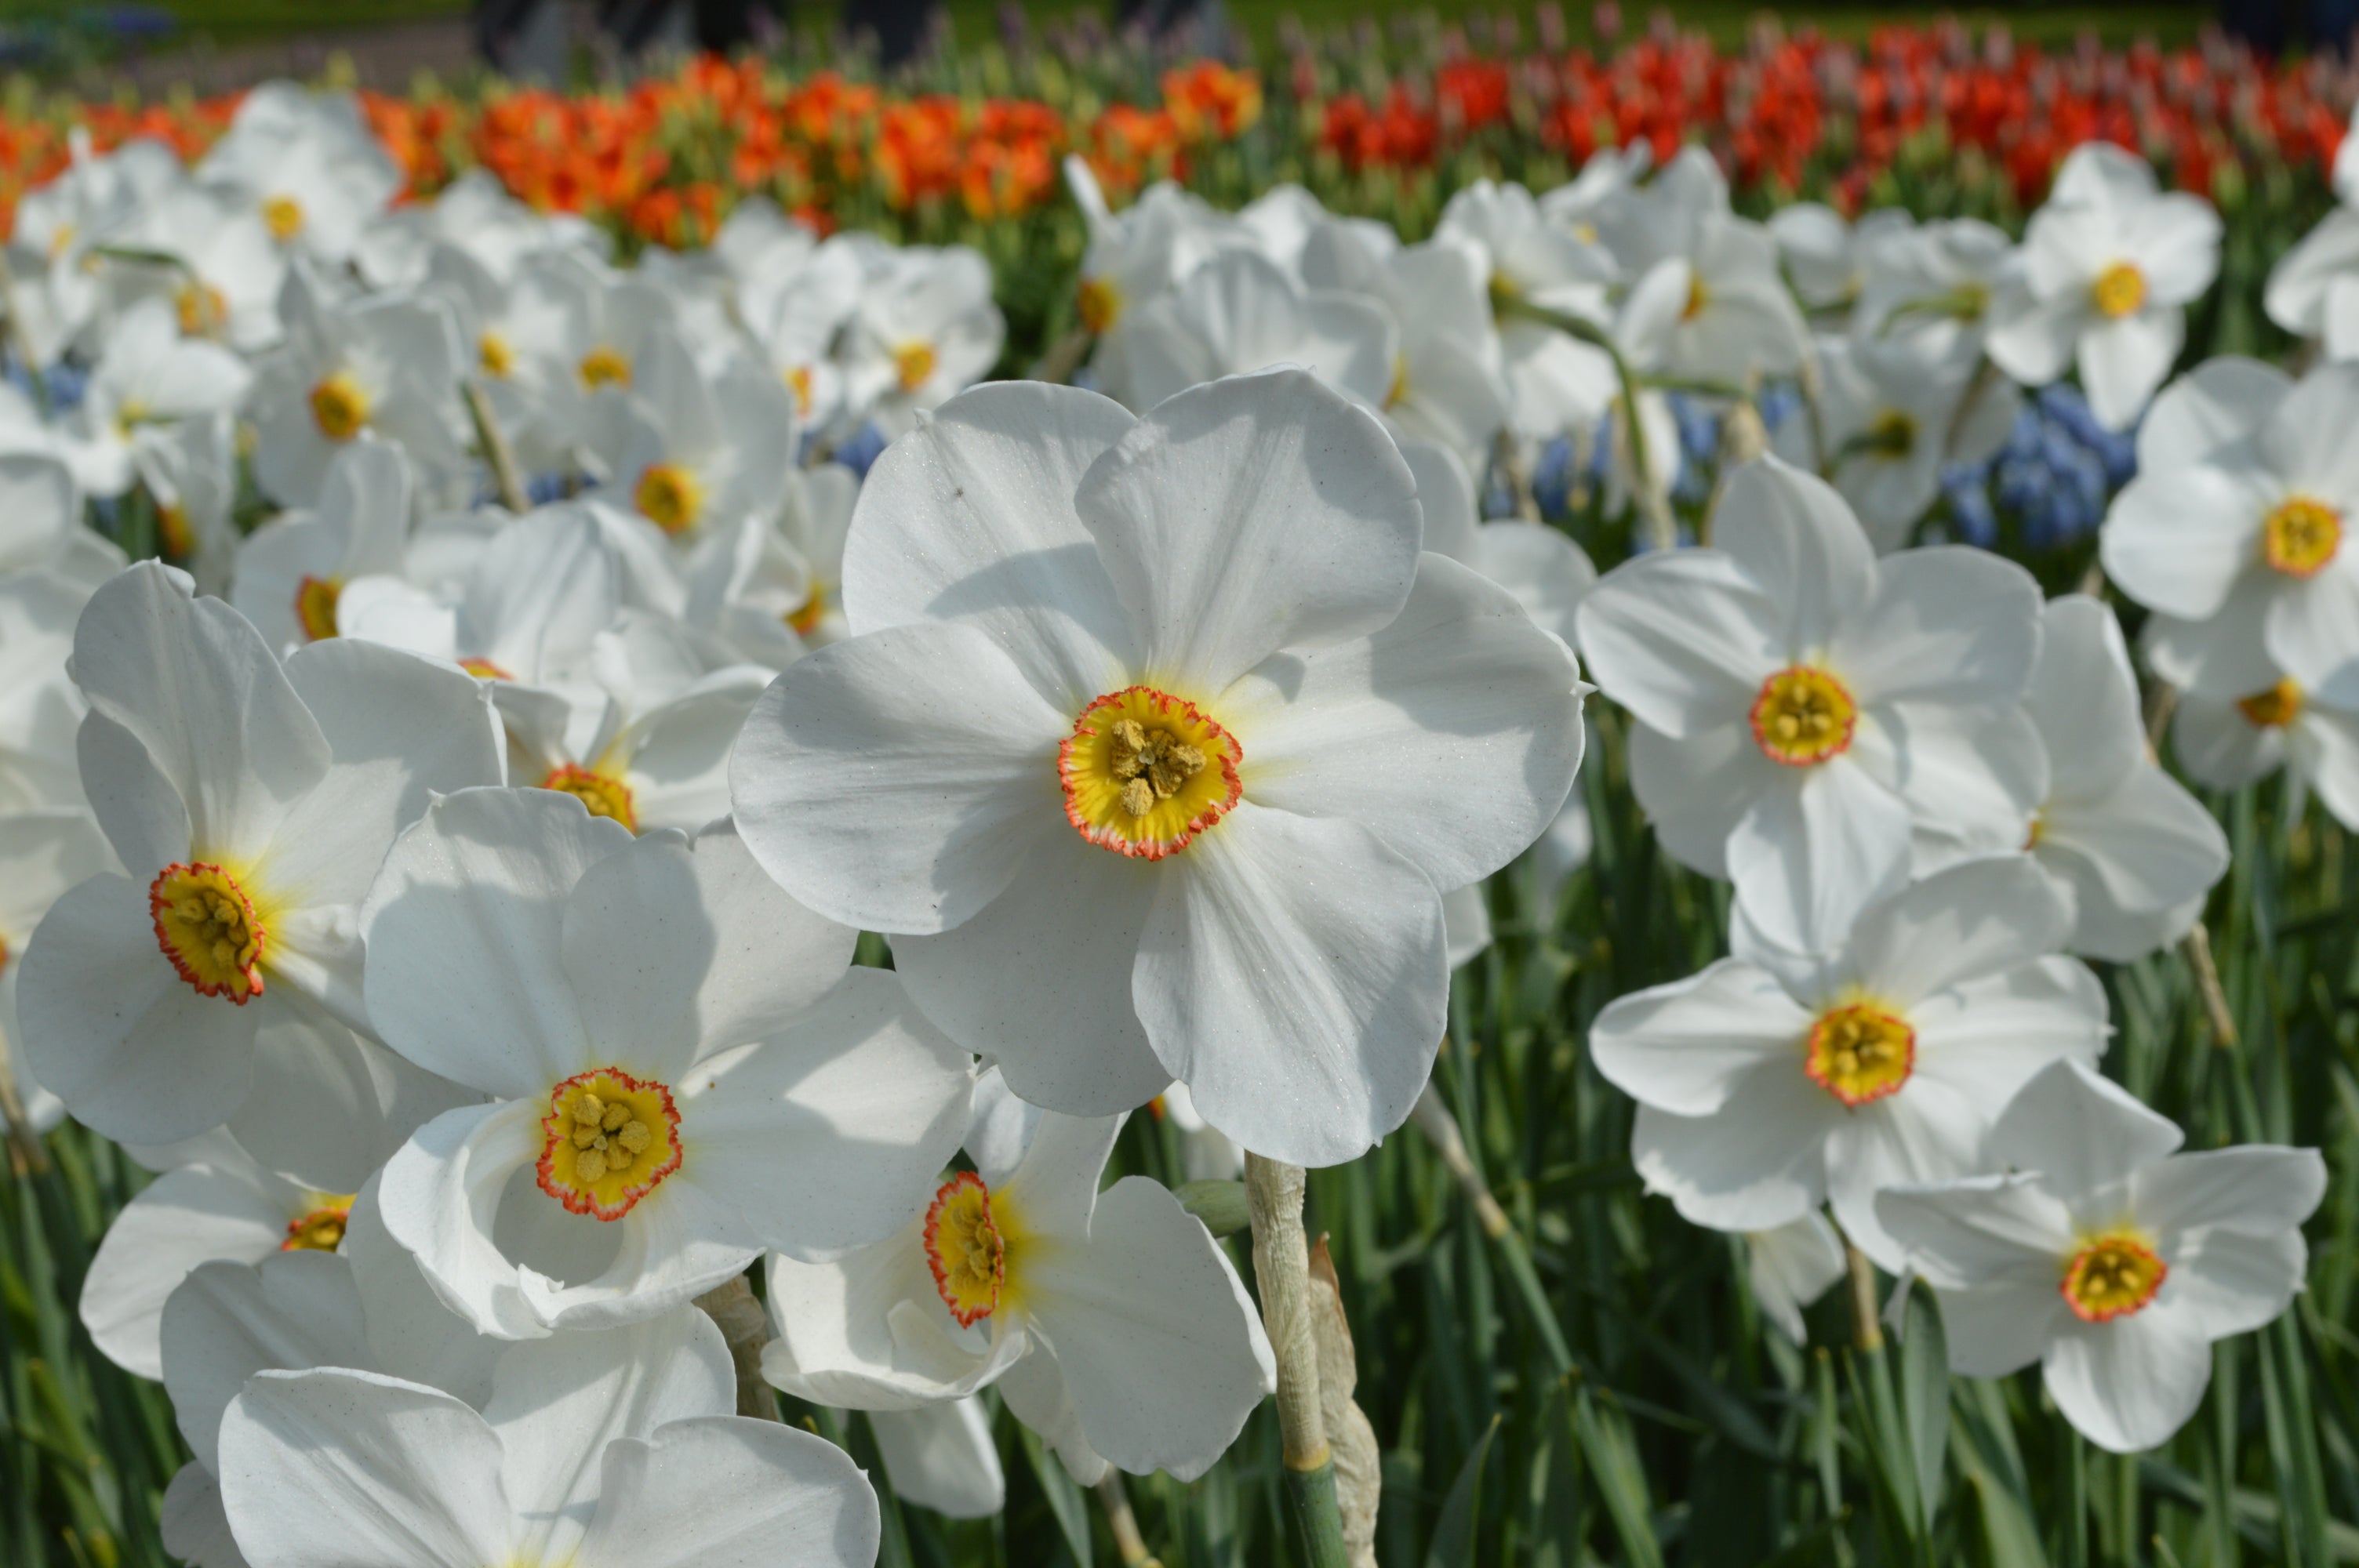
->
[8,0,2350,96]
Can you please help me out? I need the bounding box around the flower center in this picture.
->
[460,657,512,680]
[634,463,703,537]
[923,1171,1007,1327]
[2060,1231,2168,1322]
[1059,686,1243,860]
[2090,261,2146,320]
[2237,678,2303,729]
[786,584,831,637]
[1750,666,1858,766]
[579,346,632,389]
[149,862,266,1003]
[175,281,228,337]
[1078,276,1122,336]
[785,364,814,416]
[2260,495,2343,578]
[296,575,342,641]
[536,1068,682,1220]
[263,195,305,243]
[1863,409,1917,457]
[1681,274,1710,321]
[478,331,516,379]
[1386,353,1411,409]
[281,1197,354,1252]
[158,502,194,559]
[542,763,636,831]
[1803,1001,1914,1107]
[892,341,937,393]
[307,372,370,442]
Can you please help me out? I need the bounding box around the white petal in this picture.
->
[1020,1176,1275,1480]
[1626,721,1757,877]
[1831,547,2040,709]
[1231,552,1586,889]
[1987,1059,2183,1198]
[1470,521,1595,644]
[162,1461,248,1568]
[2099,464,2274,622]
[1848,855,2074,1007]
[1823,1076,1994,1271]
[1908,957,2110,1118]
[2135,358,2287,475]
[217,1368,517,1568]
[1587,958,1813,1118]
[162,1251,373,1472]
[80,1160,293,1379]
[578,1417,881,1568]
[2029,596,2150,802]
[760,1225,1011,1411]
[1075,367,1421,694]
[2163,1227,2307,1340]
[77,709,190,878]
[2043,1303,2212,1453]
[1136,803,1447,1167]
[378,1097,550,1340]
[2132,1146,2328,1242]
[675,968,972,1261]
[2077,310,2183,432]
[2266,557,2359,709]
[2037,768,2228,961]
[1933,1279,2070,1377]
[1574,552,1782,736]
[729,621,1068,935]
[1745,1213,1845,1345]
[1725,760,1911,955]
[1874,1172,2077,1293]
[71,561,329,863]
[563,822,854,1084]
[891,834,1172,1117]
[868,1399,1005,1519]
[1711,457,1878,652]
[1630,1067,1832,1234]
[2170,688,2284,789]
[361,788,626,1099]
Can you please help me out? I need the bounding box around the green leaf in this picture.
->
[1018,1423,1093,1566]
[1422,1413,1499,1568]
[1951,1399,2049,1568]
[1899,1284,1951,1534]
[1571,1386,1665,1568]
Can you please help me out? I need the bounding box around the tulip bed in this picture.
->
[3,16,2359,1568]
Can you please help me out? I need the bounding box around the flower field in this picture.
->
[3,13,2359,1568]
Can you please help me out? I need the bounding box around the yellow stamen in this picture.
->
[149,862,266,1002]
[579,345,631,389]
[542,763,637,831]
[176,281,229,337]
[295,575,342,641]
[1802,1000,1915,1107]
[634,463,703,537]
[2090,262,2146,320]
[307,372,370,442]
[1078,276,1122,336]
[2237,678,2303,729]
[1386,353,1411,409]
[536,1068,681,1220]
[263,196,305,243]
[892,340,937,394]
[1059,685,1242,859]
[1682,274,1709,321]
[478,331,516,379]
[1749,666,1858,766]
[2061,1231,2167,1322]
[281,1197,355,1252]
[923,1171,1009,1327]
[158,502,194,560]
[2260,495,2342,579]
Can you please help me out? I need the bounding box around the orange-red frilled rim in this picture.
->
[2237,678,2304,729]
[536,1066,683,1221]
[2061,1232,2168,1322]
[923,1171,1006,1327]
[150,862,266,1003]
[1749,665,1858,767]
[1059,686,1243,860]
[460,656,514,681]
[1802,1001,1915,1108]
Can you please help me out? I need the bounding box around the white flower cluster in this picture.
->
[0,81,2345,1564]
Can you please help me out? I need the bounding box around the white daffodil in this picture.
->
[1063,161,1249,396]
[842,245,1005,435]
[16,564,503,1165]
[2171,676,2359,832]
[1575,456,2044,951]
[1592,855,2108,1270]
[2100,358,2359,708]
[763,1080,1274,1483]
[1157,1077,1244,1183]
[134,412,240,596]
[1773,332,2019,551]
[2263,206,2359,361]
[246,269,468,507]
[355,169,583,292]
[587,328,797,547]
[1618,212,1809,387]
[1878,1059,2324,1454]
[213,1332,878,1568]
[0,448,124,593]
[1852,217,2016,375]
[361,792,973,1337]
[1746,1211,1847,1345]
[420,241,586,475]
[1987,143,2221,430]
[1437,180,1620,439]
[1118,249,1396,415]
[194,82,402,267]
[2023,596,2227,961]
[234,438,415,651]
[0,807,112,1135]
[737,229,864,435]
[1769,203,1916,315]
[59,296,251,499]
[731,371,1585,1165]
[1300,222,1512,464]
[0,568,96,813]
[107,177,288,354]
